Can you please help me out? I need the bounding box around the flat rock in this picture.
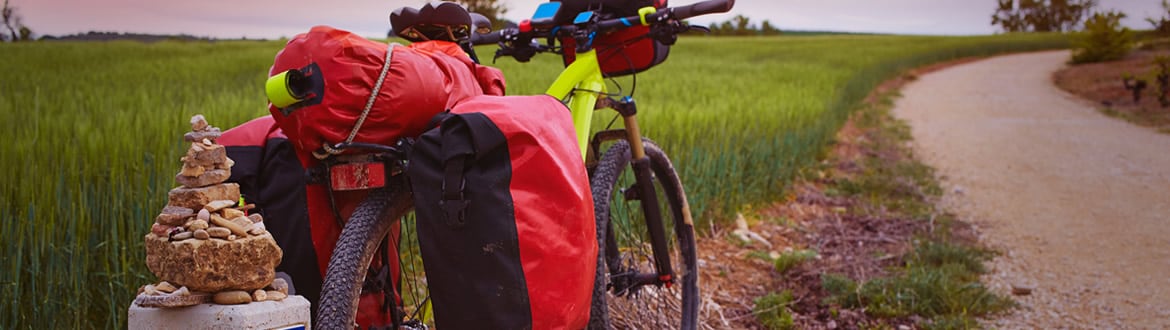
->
[213,290,252,305]
[186,219,209,231]
[134,291,211,308]
[204,200,236,212]
[172,231,193,241]
[252,289,267,302]
[270,278,288,295]
[210,214,249,237]
[190,115,209,131]
[168,183,239,210]
[179,163,206,177]
[155,281,177,293]
[144,232,282,292]
[265,290,287,301]
[207,227,230,239]
[248,222,267,236]
[183,143,227,167]
[151,223,174,237]
[231,216,252,230]
[222,208,246,220]
[155,206,194,226]
[193,229,210,240]
[184,129,222,143]
[176,168,231,188]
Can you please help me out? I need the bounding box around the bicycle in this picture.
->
[313,0,734,328]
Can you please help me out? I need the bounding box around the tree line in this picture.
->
[987,0,1170,63]
[988,0,1169,35]
[704,15,782,36]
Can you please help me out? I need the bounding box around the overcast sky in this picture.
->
[17,0,1165,39]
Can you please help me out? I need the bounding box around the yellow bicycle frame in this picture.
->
[544,6,660,162]
[545,50,606,160]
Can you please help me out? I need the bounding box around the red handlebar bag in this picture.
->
[556,0,670,77]
[406,95,597,329]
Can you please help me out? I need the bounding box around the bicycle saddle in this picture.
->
[390,2,472,43]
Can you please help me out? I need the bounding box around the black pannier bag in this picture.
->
[406,95,597,329]
[555,0,671,77]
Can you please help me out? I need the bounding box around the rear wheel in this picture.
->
[589,139,699,330]
[315,187,414,329]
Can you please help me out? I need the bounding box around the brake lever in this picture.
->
[650,22,689,46]
[493,42,539,63]
[688,25,711,34]
[492,47,510,64]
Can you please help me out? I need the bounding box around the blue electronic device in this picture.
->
[574,11,594,25]
[531,2,561,29]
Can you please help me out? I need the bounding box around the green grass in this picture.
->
[753,290,796,330]
[772,249,817,273]
[835,112,943,219]
[0,33,1065,327]
[821,242,1012,322]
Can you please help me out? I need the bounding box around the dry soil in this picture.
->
[894,50,1170,329]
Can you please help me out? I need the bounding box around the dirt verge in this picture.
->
[697,57,1002,329]
[1053,49,1170,132]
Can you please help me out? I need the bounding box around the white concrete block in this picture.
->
[128,295,310,330]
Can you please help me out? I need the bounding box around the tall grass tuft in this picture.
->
[1,34,1065,327]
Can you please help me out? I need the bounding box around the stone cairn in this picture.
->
[134,115,286,308]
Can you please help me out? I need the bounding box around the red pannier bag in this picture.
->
[556,0,670,77]
[406,95,597,329]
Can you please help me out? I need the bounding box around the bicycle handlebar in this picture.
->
[470,30,501,45]
[469,0,734,46]
[672,0,735,21]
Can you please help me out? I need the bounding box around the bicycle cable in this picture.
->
[403,218,429,323]
[595,34,649,96]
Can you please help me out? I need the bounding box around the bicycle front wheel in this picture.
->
[590,138,699,330]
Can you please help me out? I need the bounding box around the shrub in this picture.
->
[773,249,817,273]
[754,291,796,330]
[821,273,861,307]
[1071,10,1134,64]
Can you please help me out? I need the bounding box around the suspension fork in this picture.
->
[614,99,675,286]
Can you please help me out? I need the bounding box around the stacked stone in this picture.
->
[138,115,284,308]
[136,278,292,308]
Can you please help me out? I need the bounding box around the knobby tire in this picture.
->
[589,139,700,330]
[315,187,413,329]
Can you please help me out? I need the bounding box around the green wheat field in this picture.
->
[0,33,1066,327]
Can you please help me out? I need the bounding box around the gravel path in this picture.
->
[893,50,1170,329]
